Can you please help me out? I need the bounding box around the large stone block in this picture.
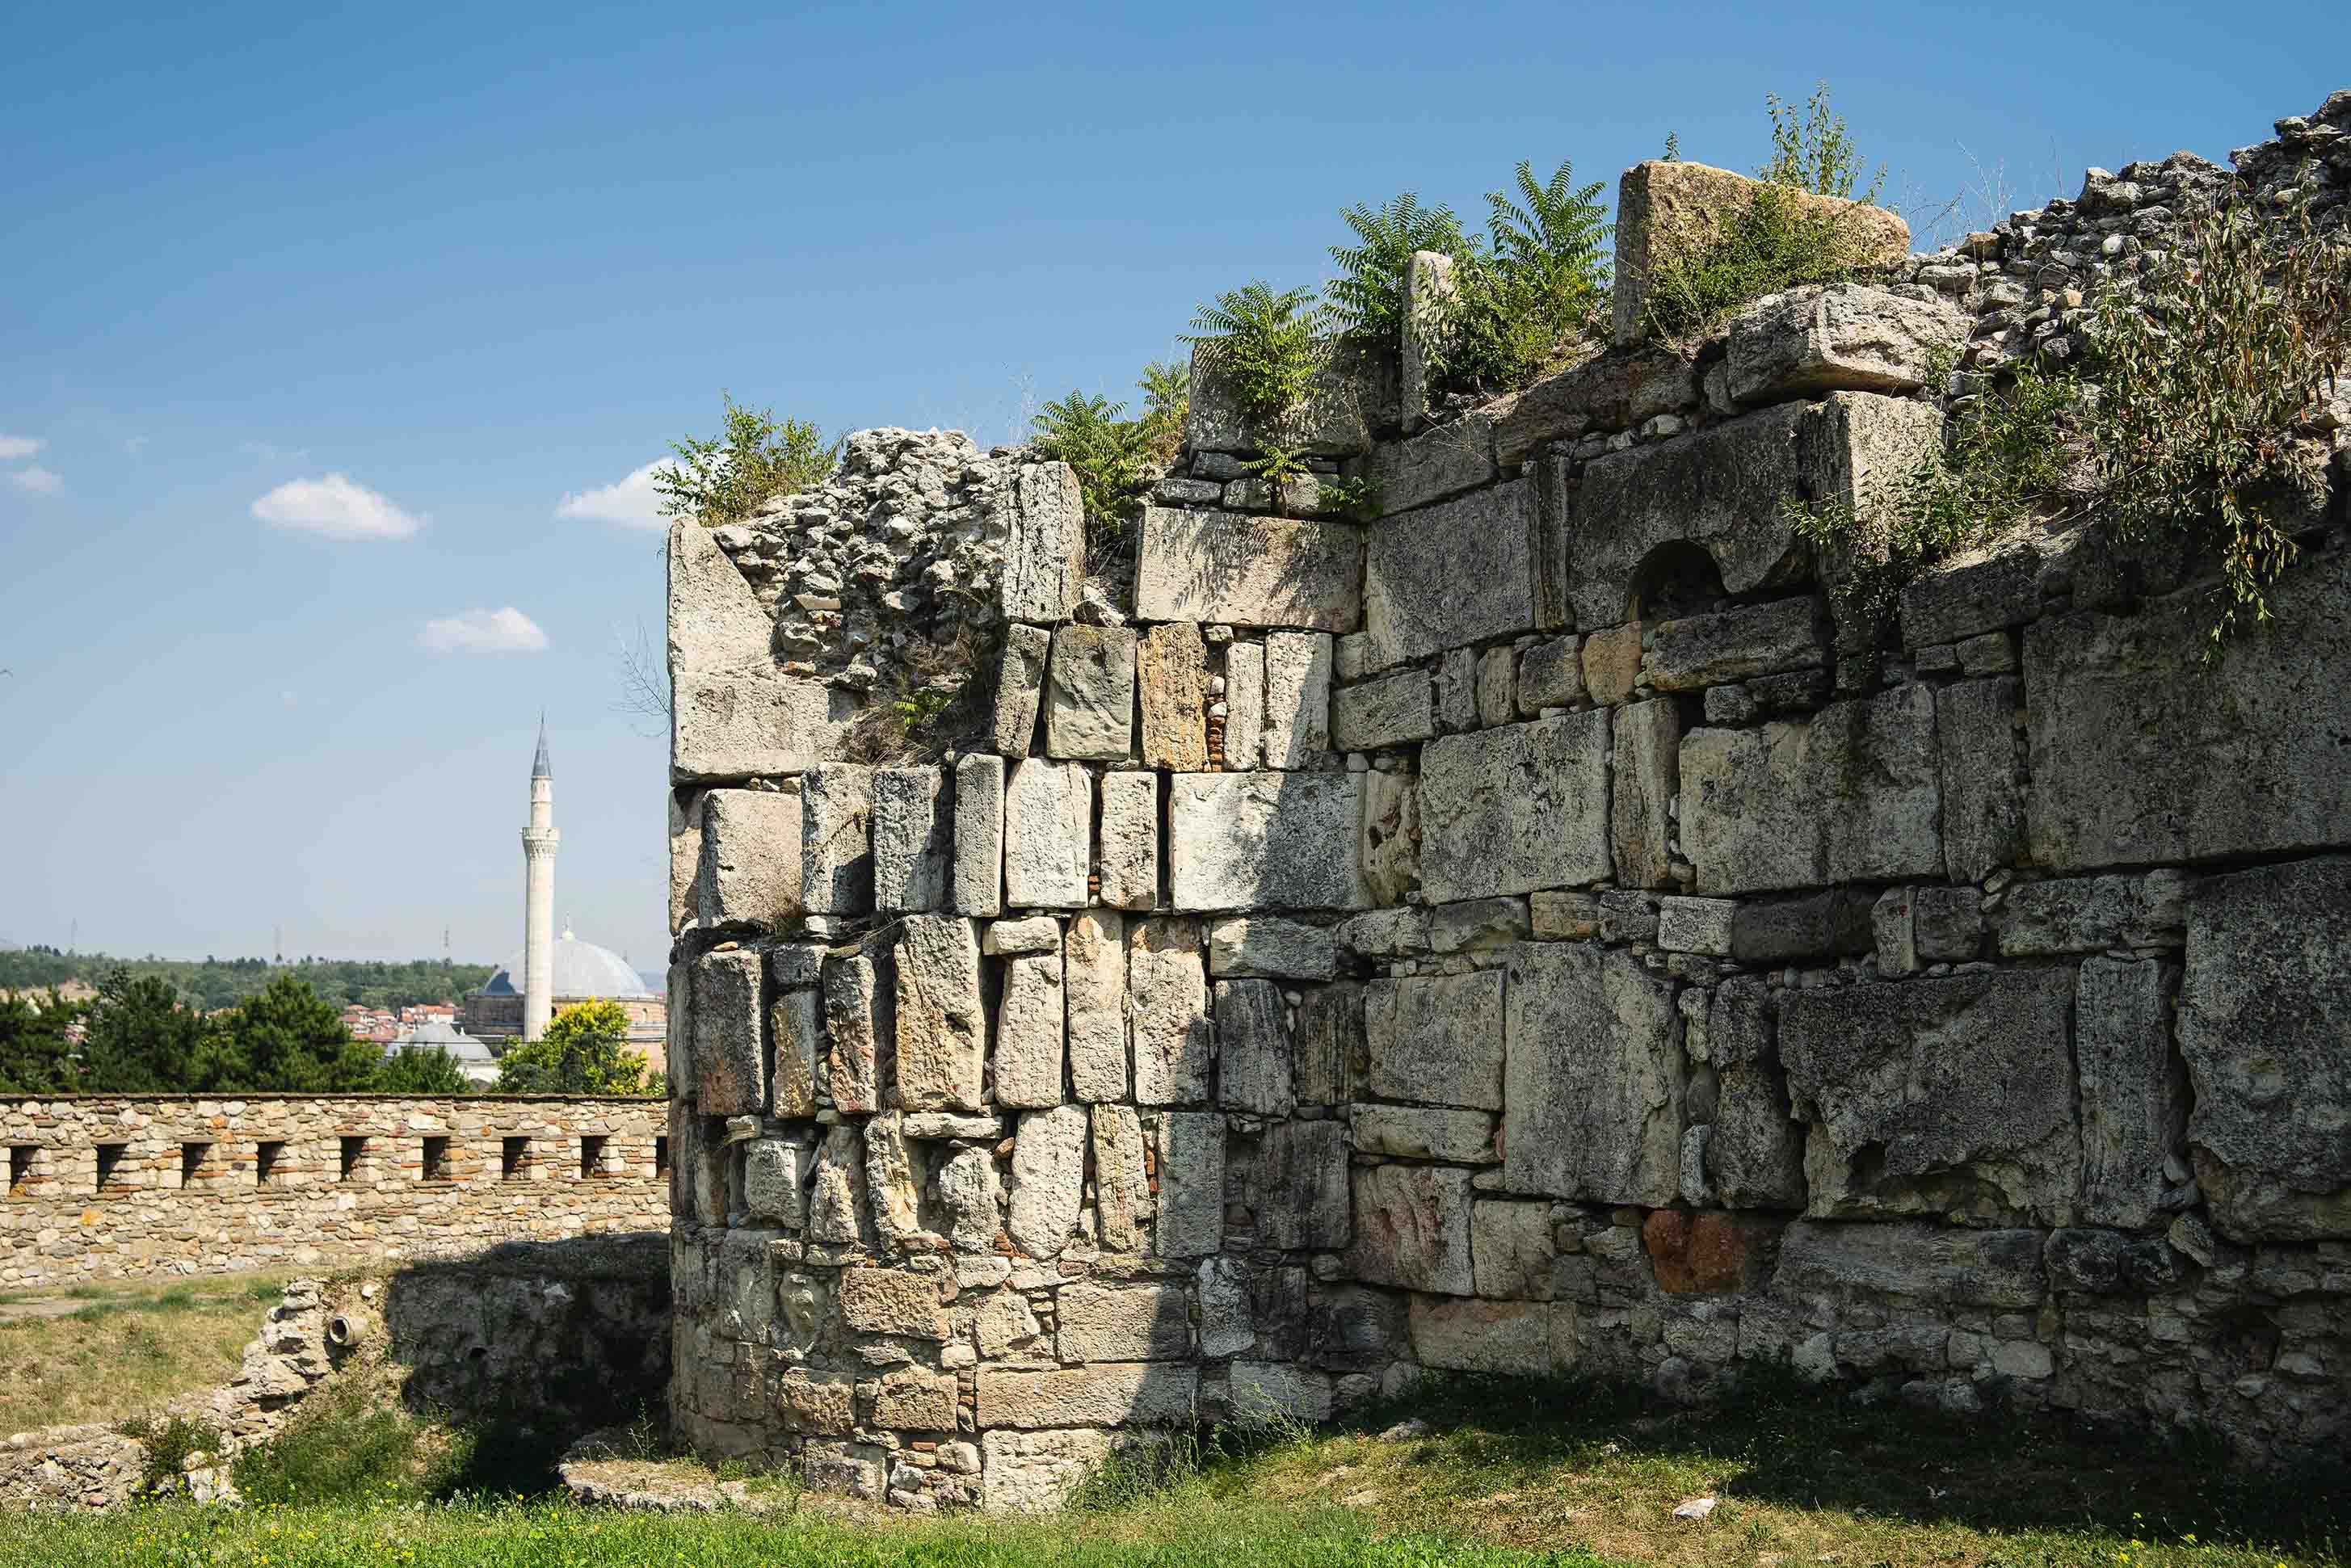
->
[864,1110,929,1252]
[1261,631,1334,768]
[1348,1162,1475,1296]
[697,787,804,927]
[1065,910,1129,1102]
[1936,677,2021,883]
[1678,683,1941,896]
[1134,507,1363,632]
[1473,1200,1555,1301]
[1350,1103,1494,1163]
[978,1364,1198,1431]
[1045,624,1137,761]
[1611,158,1908,346]
[871,767,951,914]
[2077,956,2184,1232]
[952,753,1004,916]
[1229,1361,1335,1424]
[1007,1104,1089,1259]
[669,790,704,935]
[1002,461,1087,623]
[822,951,891,1115]
[1361,770,1420,906]
[1155,1111,1226,1257]
[1056,1284,1192,1361]
[979,1428,1117,1515]
[770,988,819,1118]
[1409,1297,1571,1373]
[1097,771,1159,912]
[836,1265,944,1339]
[1223,640,1266,767]
[1215,980,1293,1116]
[1773,1220,2046,1309]
[1206,917,1336,980]
[990,623,1051,756]
[1495,343,1701,468]
[994,950,1066,1111]
[691,949,765,1116]
[806,1125,868,1246]
[1780,970,2078,1226]
[1331,670,1437,750]
[2025,554,2351,870]
[1612,698,1680,891]
[667,521,852,780]
[1420,713,1611,902]
[1705,977,1807,1209]
[1997,872,2187,956]
[1003,759,1090,909]
[1293,981,1364,1108]
[1366,972,1505,1110]
[1138,622,1210,770]
[1370,406,1496,513]
[1641,597,1826,691]
[1260,1120,1349,1250]
[1503,944,1683,1204]
[1170,772,1368,911]
[894,915,986,1113]
[1362,481,1537,670]
[873,1369,959,1431]
[742,1136,810,1227]
[1184,334,1397,456]
[2181,856,2351,1240]
[1129,919,1209,1105]
[1724,283,1969,405]
[801,766,875,915]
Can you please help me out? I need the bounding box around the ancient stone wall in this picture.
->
[0,1096,667,1286]
[665,88,2351,1510]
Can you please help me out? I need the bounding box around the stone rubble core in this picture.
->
[663,89,2351,1513]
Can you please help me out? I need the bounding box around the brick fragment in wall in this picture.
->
[1008,1104,1089,1259]
[1097,771,1159,911]
[696,786,803,928]
[1154,1112,1226,1258]
[1361,771,1421,906]
[1222,641,1266,767]
[1129,918,1209,1106]
[1045,624,1137,761]
[1090,1104,1149,1252]
[1641,597,1826,691]
[2025,553,2351,871]
[1348,1162,1474,1296]
[1363,481,1537,670]
[1503,943,1683,1206]
[1064,910,1129,1102]
[2180,855,2351,1242]
[893,915,986,1114]
[950,753,1004,917]
[1935,676,2021,883]
[993,950,1066,1111]
[1169,771,1369,912]
[800,766,877,915]
[1134,508,1363,632]
[1420,713,1611,902]
[1291,980,1364,1108]
[770,989,819,1118]
[990,624,1051,756]
[1001,461,1087,623]
[1612,698,1680,891]
[1367,971,1504,1110]
[1138,622,1210,770]
[1677,683,1941,897]
[822,950,892,1116]
[1261,632,1334,767]
[1214,979,1293,1116]
[1331,668,1436,750]
[1003,759,1090,909]
[691,949,765,1116]
[1780,969,2079,1226]
[872,767,952,914]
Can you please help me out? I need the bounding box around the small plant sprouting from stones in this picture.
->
[1184,281,1327,431]
[652,393,839,528]
[1242,443,1314,511]
[1028,360,1191,548]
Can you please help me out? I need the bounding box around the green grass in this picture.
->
[0,1270,297,1431]
[6,1369,2343,1568]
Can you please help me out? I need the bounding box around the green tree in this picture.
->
[212,977,382,1092]
[0,991,81,1095]
[376,1045,472,1095]
[77,969,225,1091]
[494,998,657,1096]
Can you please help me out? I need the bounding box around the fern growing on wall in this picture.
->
[1184,282,1327,427]
[1326,195,1474,342]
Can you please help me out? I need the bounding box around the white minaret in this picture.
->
[521,717,559,1042]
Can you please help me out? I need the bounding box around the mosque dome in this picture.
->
[480,927,654,1001]
[384,1019,502,1086]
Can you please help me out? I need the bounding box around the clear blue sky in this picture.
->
[2,1,2341,968]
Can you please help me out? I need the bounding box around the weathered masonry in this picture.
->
[664,90,2351,1510]
[0,1095,667,1286]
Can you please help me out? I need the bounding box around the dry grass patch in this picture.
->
[0,1271,292,1432]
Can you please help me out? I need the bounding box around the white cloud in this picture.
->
[0,435,43,460]
[418,607,549,655]
[556,457,671,531]
[8,465,62,495]
[251,472,423,540]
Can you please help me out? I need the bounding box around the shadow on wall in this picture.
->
[379,1231,671,1429]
